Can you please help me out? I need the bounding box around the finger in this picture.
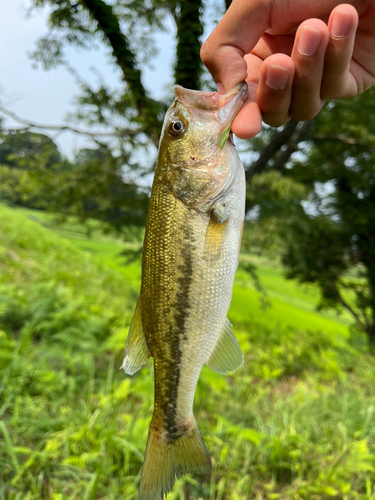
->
[255,54,295,127]
[289,19,330,121]
[231,82,262,139]
[321,4,359,98]
[220,51,263,139]
[200,0,272,91]
[347,2,375,94]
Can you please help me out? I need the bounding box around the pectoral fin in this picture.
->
[204,216,227,260]
[205,319,244,375]
[121,299,151,375]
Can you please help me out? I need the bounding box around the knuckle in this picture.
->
[326,37,345,58]
[200,40,214,67]
[320,78,356,99]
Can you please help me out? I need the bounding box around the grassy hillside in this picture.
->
[10,205,352,334]
[1,203,375,500]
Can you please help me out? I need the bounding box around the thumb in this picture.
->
[200,0,272,91]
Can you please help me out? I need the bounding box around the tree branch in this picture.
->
[245,119,314,181]
[311,133,371,147]
[78,0,162,144]
[0,106,144,138]
[327,279,367,333]
[272,120,313,171]
[245,120,300,181]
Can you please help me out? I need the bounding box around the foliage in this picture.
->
[0,128,63,169]
[0,127,149,229]
[3,0,375,342]
[0,128,70,209]
[0,165,47,208]
[0,0,211,233]
[246,89,375,340]
[38,144,150,230]
[283,89,375,340]
[2,204,375,499]
[29,0,208,146]
[1,0,213,229]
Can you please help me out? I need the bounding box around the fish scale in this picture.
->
[122,82,248,499]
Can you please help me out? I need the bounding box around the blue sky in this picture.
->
[0,0,178,158]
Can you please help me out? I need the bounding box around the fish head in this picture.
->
[158,83,247,209]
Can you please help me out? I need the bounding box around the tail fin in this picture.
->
[139,419,211,500]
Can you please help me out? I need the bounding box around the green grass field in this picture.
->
[11,205,351,335]
[1,203,375,500]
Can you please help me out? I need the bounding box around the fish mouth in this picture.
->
[216,83,247,148]
[173,82,248,148]
[169,83,248,167]
[174,82,248,123]
[217,82,248,128]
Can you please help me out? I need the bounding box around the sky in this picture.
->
[0,0,177,158]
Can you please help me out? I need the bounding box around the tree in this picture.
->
[0,127,63,169]
[28,0,207,146]
[44,144,150,230]
[0,127,69,208]
[0,0,210,226]
[0,125,149,229]
[2,0,375,339]
[245,88,375,340]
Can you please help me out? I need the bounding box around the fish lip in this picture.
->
[218,82,248,128]
[173,82,248,118]
[219,82,248,105]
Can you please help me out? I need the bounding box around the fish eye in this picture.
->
[168,119,185,136]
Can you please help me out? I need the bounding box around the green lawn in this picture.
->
[230,285,349,337]
[2,203,375,500]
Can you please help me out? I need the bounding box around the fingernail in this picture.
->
[298,26,322,56]
[216,83,226,95]
[265,65,291,90]
[331,10,351,38]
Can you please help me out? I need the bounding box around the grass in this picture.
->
[230,285,349,336]
[1,203,375,499]
[11,205,352,333]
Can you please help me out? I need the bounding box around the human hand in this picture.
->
[200,1,375,139]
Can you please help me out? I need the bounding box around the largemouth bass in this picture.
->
[122,82,248,499]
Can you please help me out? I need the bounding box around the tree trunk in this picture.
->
[174,0,204,89]
[366,263,375,342]
[79,0,161,145]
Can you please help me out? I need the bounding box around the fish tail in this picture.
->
[139,418,211,500]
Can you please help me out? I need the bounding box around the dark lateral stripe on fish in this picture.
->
[161,223,194,441]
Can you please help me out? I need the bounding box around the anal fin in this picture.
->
[205,319,243,375]
[121,299,151,375]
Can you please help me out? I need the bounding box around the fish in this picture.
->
[122,82,248,500]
